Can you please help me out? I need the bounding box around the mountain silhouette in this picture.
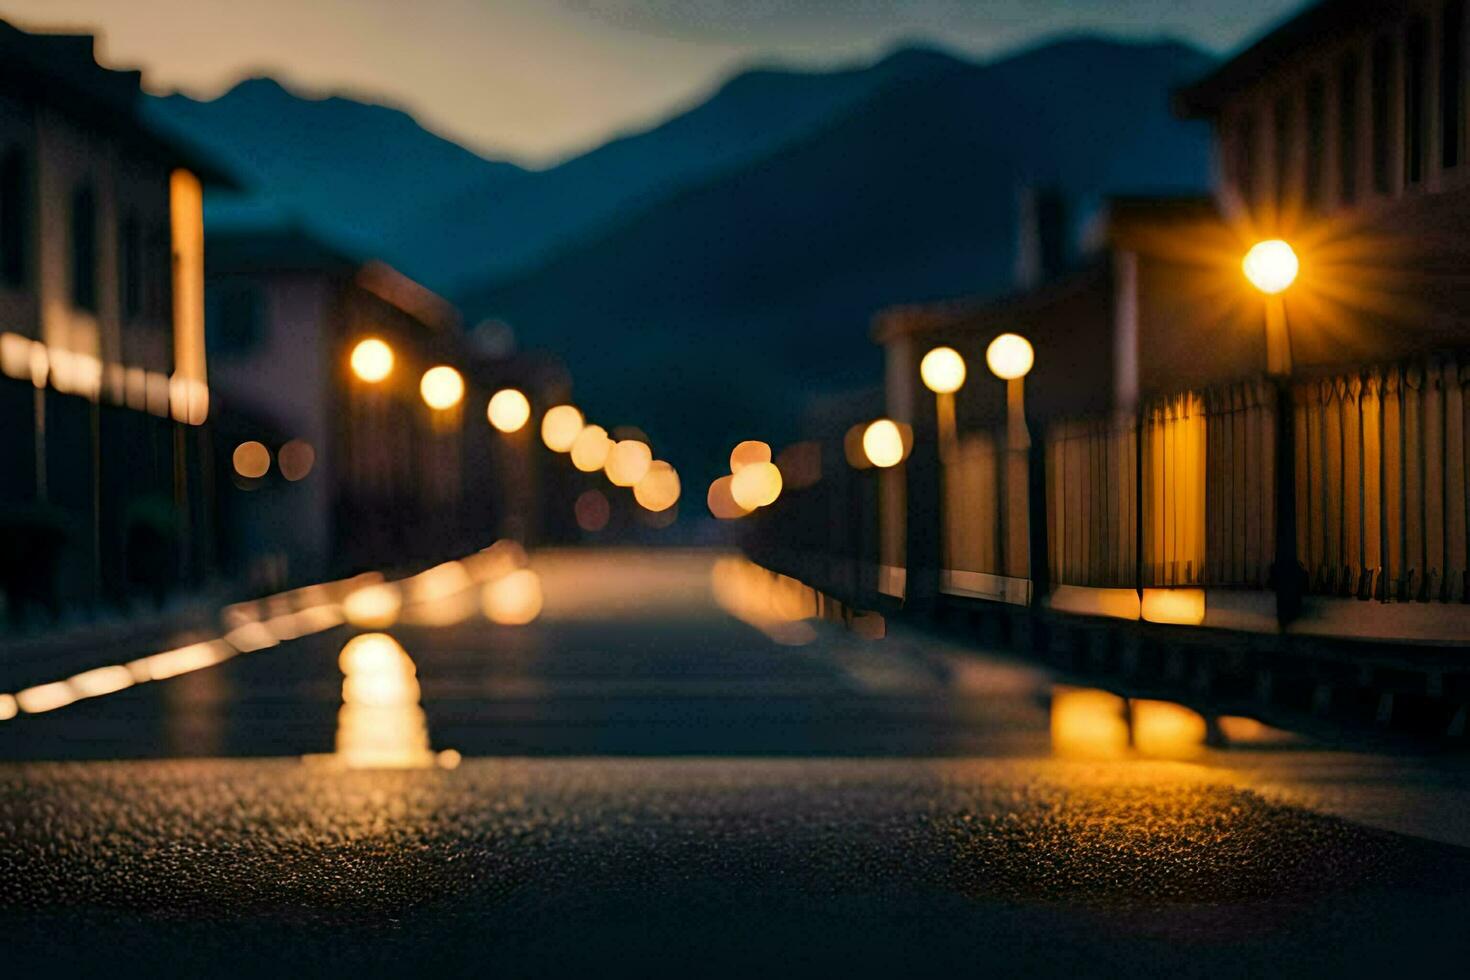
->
[397,45,974,292]
[145,77,525,258]
[460,37,1216,488]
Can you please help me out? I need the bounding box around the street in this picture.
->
[2,549,1469,977]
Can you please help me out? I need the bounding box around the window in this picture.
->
[1274,93,1295,207]
[205,280,265,356]
[1405,16,1428,186]
[1306,74,1327,209]
[1339,54,1360,204]
[70,184,97,311]
[119,214,144,319]
[0,146,27,288]
[1372,34,1394,194]
[1444,0,1465,169]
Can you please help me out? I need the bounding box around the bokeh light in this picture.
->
[349,338,393,383]
[605,439,653,487]
[1242,239,1300,295]
[633,460,681,512]
[575,488,611,531]
[482,568,544,625]
[707,474,750,519]
[487,388,531,432]
[278,439,315,481]
[420,365,465,410]
[541,404,584,452]
[232,441,270,479]
[570,424,612,472]
[861,420,905,468]
[985,333,1034,381]
[342,581,403,629]
[920,346,966,393]
[730,460,782,509]
[729,440,771,473]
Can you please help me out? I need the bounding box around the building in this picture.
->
[0,18,234,623]
[204,224,564,583]
[749,0,1470,733]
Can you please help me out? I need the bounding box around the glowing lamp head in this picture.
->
[1242,239,1299,295]
[487,388,531,432]
[730,461,782,510]
[570,424,612,472]
[605,439,653,486]
[350,338,394,383]
[633,460,681,512]
[861,419,906,469]
[541,404,584,452]
[420,365,464,410]
[985,333,1034,381]
[232,441,270,479]
[920,346,967,394]
[707,474,750,519]
[729,440,772,473]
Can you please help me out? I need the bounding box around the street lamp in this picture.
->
[1243,238,1301,626]
[1242,239,1298,375]
[350,338,394,383]
[986,333,1034,582]
[862,419,906,468]
[420,365,464,411]
[487,388,531,432]
[920,346,966,461]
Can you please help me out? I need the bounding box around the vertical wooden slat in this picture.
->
[1243,384,1263,584]
[1382,369,1404,599]
[1295,386,1313,581]
[1443,358,1466,601]
[1047,430,1062,586]
[1324,379,1344,589]
[1206,389,1223,584]
[1260,381,1277,589]
[1342,375,1363,593]
[1423,358,1445,600]
[1361,373,1383,593]
[1404,366,1424,598]
[1231,387,1248,585]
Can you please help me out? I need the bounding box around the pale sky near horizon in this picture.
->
[2,0,1305,165]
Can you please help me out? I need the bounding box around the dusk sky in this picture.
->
[3,0,1305,164]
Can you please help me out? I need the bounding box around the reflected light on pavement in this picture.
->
[483,568,544,625]
[710,556,819,646]
[1050,686,1131,759]
[330,633,447,770]
[343,581,404,629]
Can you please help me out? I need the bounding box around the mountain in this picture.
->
[145,77,525,258]
[395,47,972,292]
[460,37,1216,489]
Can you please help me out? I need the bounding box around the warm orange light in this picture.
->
[861,419,905,468]
[730,460,782,509]
[342,582,403,629]
[350,338,394,382]
[1050,686,1130,758]
[985,333,1034,381]
[920,346,966,394]
[633,460,681,512]
[729,440,771,474]
[232,441,270,479]
[487,388,531,432]
[1132,699,1208,758]
[605,439,653,486]
[1140,588,1206,626]
[278,439,315,481]
[1242,239,1299,295]
[570,424,612,472]
[707,475,750,519]
[420,365,464,410]
[541,404,584,452]
[482,568,544,625]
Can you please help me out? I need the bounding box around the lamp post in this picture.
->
[920,346,966,460]
[986,333,1035,585]
[1243,239,1302,626]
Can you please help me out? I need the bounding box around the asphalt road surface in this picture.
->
[2,549,1469,977]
